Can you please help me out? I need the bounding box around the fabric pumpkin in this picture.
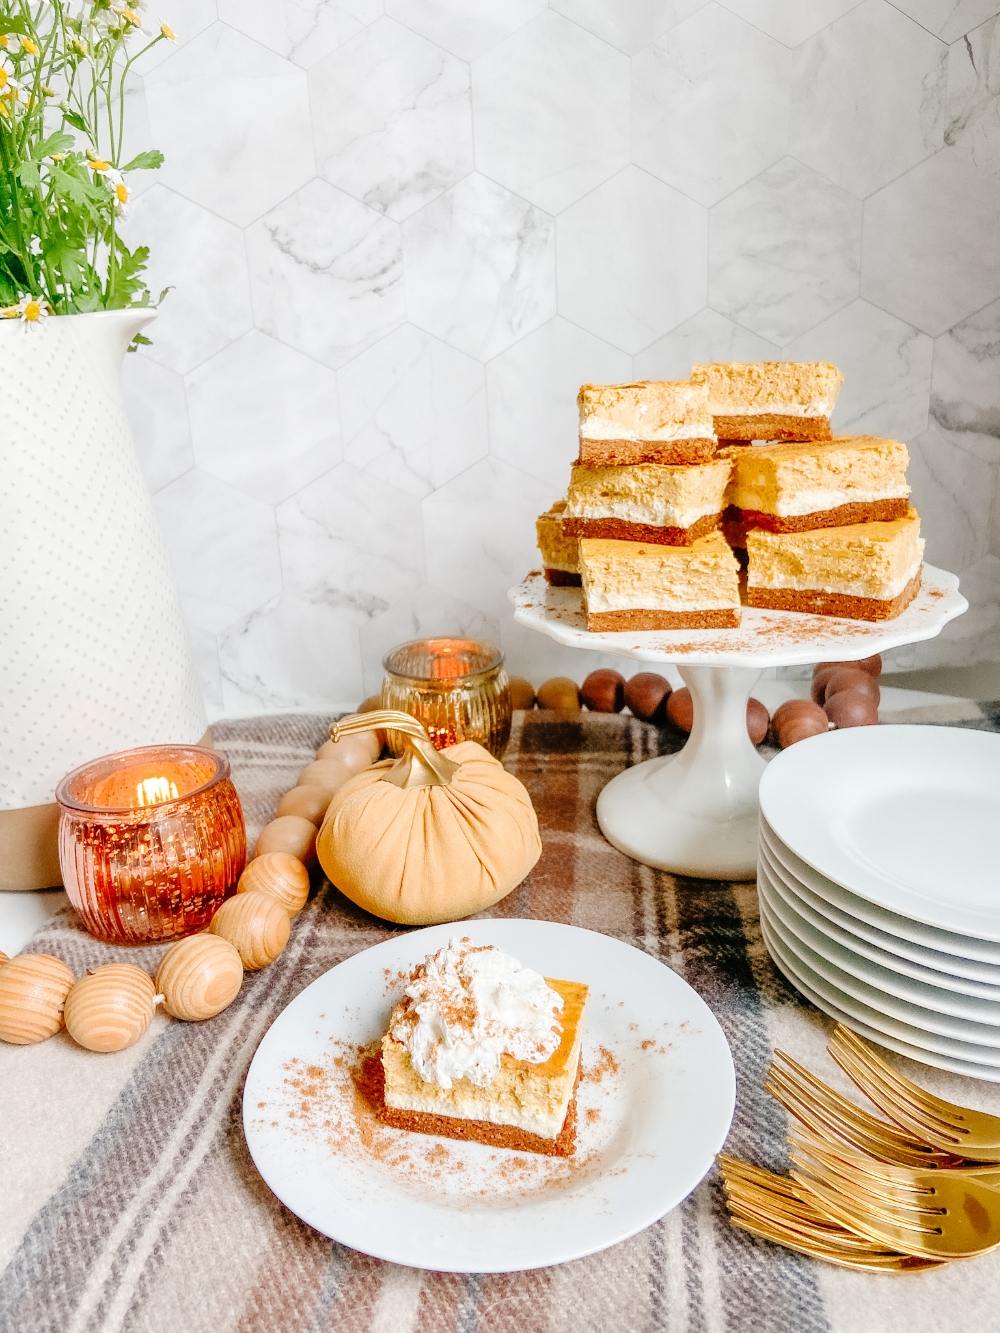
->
[316,739,541,925]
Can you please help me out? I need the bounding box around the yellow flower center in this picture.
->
[0,35,8,48]
[22,38,39,55]
[88,157,109,172]
[161,23,176,40]
[121,9,140,23]
[24,301,41,322]
[0,69,7,89]
[115,182,128,203]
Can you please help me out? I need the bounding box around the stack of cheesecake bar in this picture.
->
[536,363,925,630]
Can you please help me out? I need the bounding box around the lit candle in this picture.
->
[56,745,246,944]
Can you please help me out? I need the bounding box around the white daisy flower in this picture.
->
[3,295,50,325]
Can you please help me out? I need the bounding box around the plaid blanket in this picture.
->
[3,706,1000,1333]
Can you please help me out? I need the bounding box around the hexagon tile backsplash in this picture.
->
[119,0,1000,718]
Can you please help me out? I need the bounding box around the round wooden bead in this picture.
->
[772,699,830,748]
[824,690,879,729]
[823,668,880,706]
[0,951,8,967]
[255,815,317,866]
[536,677,581,710]
[747,697,770,745]
[810,663,840,703]
[64,964,156,1053]
[209,891,290,970]
[624,672,672,723]
[666,687,694,732]
[507,676,536,710]
[238,851,310,915]
[0,953,75,1045]
[276,784,333,826]
[155,935,243,1021]
[581,669,626,713]
[297,759,357,794]
[855,654,882,678]
[316,730,380,771]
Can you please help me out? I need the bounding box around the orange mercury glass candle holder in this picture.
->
[56,744,246,944]
[381,637,512,758]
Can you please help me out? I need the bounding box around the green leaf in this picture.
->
[17,161,41,188]
[34,132,76,161]
[61,110,88,134]
[120,149,164,173]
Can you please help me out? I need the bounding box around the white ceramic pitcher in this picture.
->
[0,309,208,889]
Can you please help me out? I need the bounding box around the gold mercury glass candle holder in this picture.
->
[381,638,512,759]
[55,744,246,944]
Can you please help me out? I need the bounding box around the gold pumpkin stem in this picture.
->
[331,710,460,790]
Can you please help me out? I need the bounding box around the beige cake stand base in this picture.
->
[510,567,966,881]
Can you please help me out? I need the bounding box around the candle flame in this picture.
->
[135,776,180,807]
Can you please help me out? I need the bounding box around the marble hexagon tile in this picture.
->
[338,323,489,498]
[310,17,473,222]
[219,0,383,68]
[471,11,630,214]
[384,0,547,61]
[633,309,779,380]
[358,585,501,696]
[550,0,709,54]
[715,0,866,46]
[121,356,194,497]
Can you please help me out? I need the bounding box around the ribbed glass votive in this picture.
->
[381,638,512,758]
[56,744,246,944]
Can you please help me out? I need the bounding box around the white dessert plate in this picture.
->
[758,867,1000,1021]
[758,844,1000,1000]
[759,726,1000,941]
[760,818,1000,968]
[759,913,1000,1083]
[242,919,736,1273]
[759,900,1000,1063]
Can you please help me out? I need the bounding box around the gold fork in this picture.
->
[830,1025,1000,1162]
[766,1050,961,1169]
[787,1133,1000,1258]
[718,1155,948,1272]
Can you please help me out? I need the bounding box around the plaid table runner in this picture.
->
[3,705,1000,1333]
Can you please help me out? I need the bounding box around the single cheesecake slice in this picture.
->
[577,380,717,466]
[729,436,910,532]
[381,978,587,1155]
[563,458,732,546]
[536,500,581,587]
[580,531,742,631]
[746,508,924,622]
[690,362,844,441]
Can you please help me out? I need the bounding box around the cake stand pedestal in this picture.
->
[510,568,966,881]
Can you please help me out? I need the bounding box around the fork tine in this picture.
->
[728,1213,947,1272]
[831,1027,970,1135]
[829,1031,970,1147]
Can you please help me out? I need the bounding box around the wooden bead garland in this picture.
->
[238,852,310,915]
[297,758,356,794]
[210,890,290,970]
[155,935,244,1021]
[276,784,333,826]
[64,964,158,1053]
[0,952,75,1045]
[254,814,317,866]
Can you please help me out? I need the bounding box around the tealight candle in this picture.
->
[381,638,512,758]
[56,744,246,944]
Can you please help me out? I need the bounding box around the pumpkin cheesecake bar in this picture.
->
[535,500,580,587]
[691,362,843,442]
[728,436,910,533]
[580,531,742,631]
[563,458,732,546]
[746,508,924,621]
[577,380,717,466]
[379,938,588,1157]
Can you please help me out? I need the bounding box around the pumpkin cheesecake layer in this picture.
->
[382,978,588,1153]
[746,508,924,622]
[577,380,716,466]
[690,362,843,441]
[729,436,910,531]
[580,532,742,631]
[563,459,731,546]
[536,500,581,587]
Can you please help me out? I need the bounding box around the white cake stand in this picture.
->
[509,567,967,882]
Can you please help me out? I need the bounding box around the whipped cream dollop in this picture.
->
[391,937,563,1089]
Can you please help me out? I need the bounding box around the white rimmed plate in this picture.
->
[757,826,1000,986]
[758,867,1000,1022]
[758,912,1000,1083]
[760,817,1000,968]
[759,900,1000,1063]
[242,919,736,1273]
[758,845,1000,1001]
[759,726,1000,941]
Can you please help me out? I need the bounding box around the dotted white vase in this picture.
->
[0,310,207,884]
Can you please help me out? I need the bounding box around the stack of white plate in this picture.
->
[757,724,1000,1081]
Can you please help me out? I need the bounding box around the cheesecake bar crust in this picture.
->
[587,607,740,631]
[563,512,721,546]
[715,414,832,442]
[578,437,718,467]
[738,497,910,533]
[544,567,582,587]
[747,571,921,622]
